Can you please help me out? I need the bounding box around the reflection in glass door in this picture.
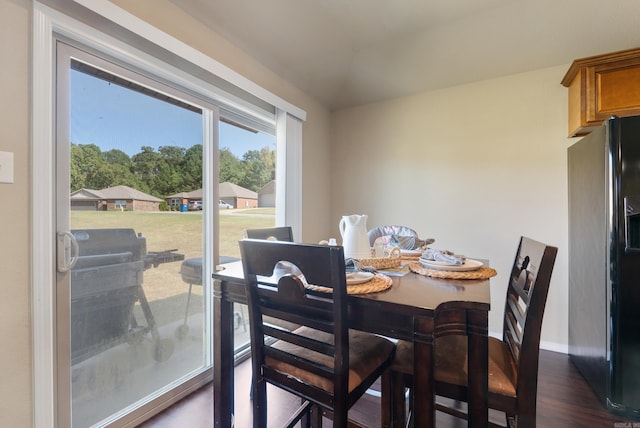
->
[57,44,215,427]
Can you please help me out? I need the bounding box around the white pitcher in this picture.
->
[339,214,371,259]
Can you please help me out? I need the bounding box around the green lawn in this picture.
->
[71,208,275,259]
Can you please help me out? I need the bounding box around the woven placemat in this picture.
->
[305,273,393,295]
[409,262,497,280]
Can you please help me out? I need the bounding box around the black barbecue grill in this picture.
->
[70,228,184,364]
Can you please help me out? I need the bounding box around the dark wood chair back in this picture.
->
[244,226,294,242]
[499,236,558,426]
[383,236,557,428]
[435,236,558,428]
[239,239,395,427]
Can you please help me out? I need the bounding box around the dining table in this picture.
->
[211,259,492,428]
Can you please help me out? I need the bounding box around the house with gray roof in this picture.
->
[71,185,162,212]
[219,182,257,209]
[166,182,258,209]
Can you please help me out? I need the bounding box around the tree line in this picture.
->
[70,143,275,197]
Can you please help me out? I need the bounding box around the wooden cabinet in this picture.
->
[562,47,640,137]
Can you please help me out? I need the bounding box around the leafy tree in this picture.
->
[219,147,243,184]
[101,148,145,190]
[152,146,186,196]
[240,147,275,191]
[183,144,203,190]
[103,149,131,167]
[70,144,87,191]
[70,143,108,191]
[131,146,160,183]
[109,163,148,192]
[70,142,276,197]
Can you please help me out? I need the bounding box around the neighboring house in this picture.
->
[257,180,275,208]
[166,183,258,209]
[219,181,258,208]
[165,189,203,210]
[71,185,162,212]
[69,188,105,211]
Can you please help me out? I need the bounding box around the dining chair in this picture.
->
[239,239,396,428]
[383,236,558,428]
[367,225,419,247]
[244,226,294,242]
[367,225,435,252]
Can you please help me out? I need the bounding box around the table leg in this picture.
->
[467,309,489,428]
[412,316,435,428]
[214,279,235,428]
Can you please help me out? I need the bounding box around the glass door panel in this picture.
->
[218,119,276,353]
[58,44,214,427]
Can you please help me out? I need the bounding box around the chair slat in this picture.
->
[509,274,532,302]
[264,326,335,356]
[262,306,334,333]
[506,293,526,327]
[264,347,334,380]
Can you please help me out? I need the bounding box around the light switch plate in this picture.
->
[0,151,14,184]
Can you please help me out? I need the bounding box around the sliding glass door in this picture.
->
[56,42,217,427]
[33,6,300,427]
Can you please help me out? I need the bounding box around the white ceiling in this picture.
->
[170,0,640,110]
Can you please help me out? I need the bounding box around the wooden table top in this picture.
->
[213,260,491,316]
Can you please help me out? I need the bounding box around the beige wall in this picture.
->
[0,0,32,427]
[331,65,575,348]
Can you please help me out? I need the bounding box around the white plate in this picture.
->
[346,272,375,285]
[400,249,423,257]
[419,258,484,272]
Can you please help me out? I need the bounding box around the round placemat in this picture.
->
[305,273,393,295]
[409,262,497,280]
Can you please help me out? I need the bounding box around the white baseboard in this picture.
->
[490,331,569,354]
[540,340,568,354]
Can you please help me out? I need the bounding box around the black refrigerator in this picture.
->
[568,115,640,418]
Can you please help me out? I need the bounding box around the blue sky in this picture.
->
[70,69,275,158]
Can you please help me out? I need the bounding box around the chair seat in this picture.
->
[391,336,517,398]
[267,326,395,394]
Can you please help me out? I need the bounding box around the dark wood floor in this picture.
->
[139,350,636,427]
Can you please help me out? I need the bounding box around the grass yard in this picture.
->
[71,208,275,327]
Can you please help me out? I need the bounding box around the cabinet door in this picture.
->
[587,58,640,122]
[563,48,640,137]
